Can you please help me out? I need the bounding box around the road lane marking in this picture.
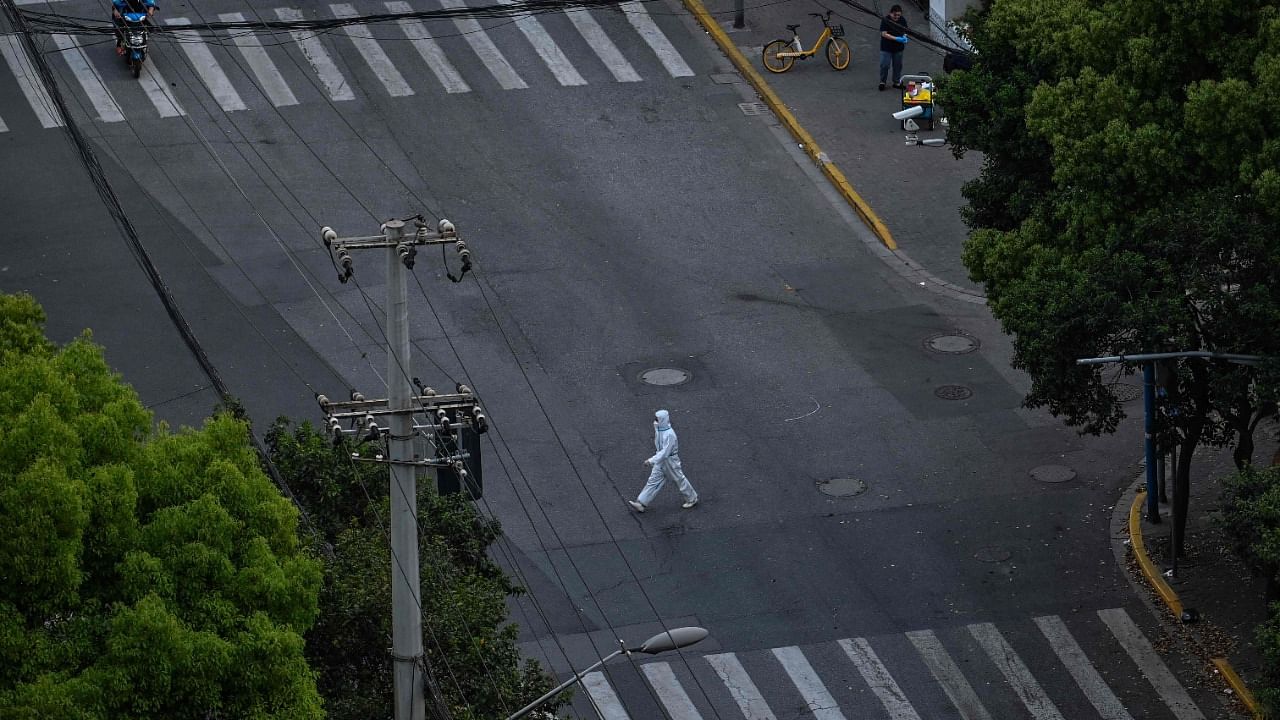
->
[49,34,125,122]
[330,4,414,96]
[137,59,184,117]
[969,623,1065,720]
[492,0,585,86]
[1035,615,1134,720]
[164,18,245,111]
[906,630,993,720]
[705,653,776,720]
[772,646,846,720]
[641,662,704,718]
[220,13,299,107]
[437,0,527,90]
[275,7,355,101]
[839,638,922,720]
[385,1,470,93]
[620,1,693,77]
[582,671,631,720]
[0,34,64,127]
[1098,609,1206,720]
[565,8,641,83]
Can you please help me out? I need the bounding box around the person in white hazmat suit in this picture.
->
[628,409,699,512]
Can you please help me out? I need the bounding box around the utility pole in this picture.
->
[318,217,483,720]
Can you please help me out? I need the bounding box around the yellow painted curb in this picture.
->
[1129,491,1264,718]
[681,0,898,251]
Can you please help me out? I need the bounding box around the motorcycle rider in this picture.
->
[112,0,158,56]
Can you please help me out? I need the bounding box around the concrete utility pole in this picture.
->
[318,217,482,720]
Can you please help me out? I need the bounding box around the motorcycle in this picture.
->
[120,11,149,78]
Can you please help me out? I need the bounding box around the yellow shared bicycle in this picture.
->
[762,10,851,73]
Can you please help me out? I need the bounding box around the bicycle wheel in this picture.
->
[762,40,795,73]
[826,38,851,70]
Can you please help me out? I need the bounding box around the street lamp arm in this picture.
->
[1076,350,1263,366]
[506,648,624,720]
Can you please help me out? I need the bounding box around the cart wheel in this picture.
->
[826,38,850,70]
[762,40,795,73]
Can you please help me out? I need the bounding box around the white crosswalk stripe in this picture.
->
[0,34,64,128]
[49,34,125,123]
[565,8,642,83]
[331,4,415,97]
[494,0,586,86]
[705,653,776,720]
[275,7,355,101]
[1035,615,1134,720]
[137,61,185,118]
[437,0,528,90]
[772,646,846,720]
[583,671,631,720]
[969,622,1065,720]
[385,1,471,93]
[164,19,246,112]
[642,661,704,718]
[906,629,994,720]
[620,1,694,77]
[220,13,299,107]
[1099,608,1206,720]
[839,637,921,720]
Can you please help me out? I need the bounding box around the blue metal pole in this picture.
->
[1143,362,1160,523]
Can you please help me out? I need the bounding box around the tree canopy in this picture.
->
[0,293,324,719]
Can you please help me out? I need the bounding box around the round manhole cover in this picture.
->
[974,546,1011,563]
[935,385,973,400]
[1030,464,1076,483]
[1108,382,1142,403]
[816,478,867,497]
[639,367,691,386]
[925,333,979,354]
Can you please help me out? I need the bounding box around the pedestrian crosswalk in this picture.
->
[571,608,1214,719]
[0,0,696,132]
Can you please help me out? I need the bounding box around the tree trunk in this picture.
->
[1173,433,1197,559]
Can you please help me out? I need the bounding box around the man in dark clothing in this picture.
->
[878,5,908,91]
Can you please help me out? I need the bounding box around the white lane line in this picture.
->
[137,60,184,117]
[705,653,777,720]
[620,1,693,78]
[385,1,470,93]
[276,7,355,101]
[906,630,993,720]
[641,662,704,719]
[1099,608,1206,720]
[0,34,64,127]
[0,113,7,132]
[437,0,527,90]
[164,18,246,111]
[330,4,414,96]
[839,638,922,720]
[564,8,641,83]
[772,646,847,720]
[220,13,299,107]
[1034,616,1134,720]
[49,34,125,123]
[492,0,585,86]
[969,623,1065,720]
[582,671,631,720]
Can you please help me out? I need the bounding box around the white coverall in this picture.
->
[637,410,697,506]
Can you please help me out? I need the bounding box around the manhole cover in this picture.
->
[1108,382,1142,403]
[816,478,867,497]
[738,101,769,116]
[934,384,973,400]
[639,367,691,386]
[924,333,979,354]
[1030,464,1076,483]
[974,546,1011,563]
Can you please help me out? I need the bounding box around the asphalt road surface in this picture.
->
[0,0,1240,717]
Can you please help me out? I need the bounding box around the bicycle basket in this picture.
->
[831,24,845,37]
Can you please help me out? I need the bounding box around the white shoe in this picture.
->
[682,498,699,509]
[628,500,646,513]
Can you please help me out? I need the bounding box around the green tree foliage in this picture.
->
[266,419,559,720]
[941,0,1280,533]
[1220,465,1280,712]
[0,293,324,719]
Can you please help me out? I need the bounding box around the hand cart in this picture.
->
[899,73,935,131]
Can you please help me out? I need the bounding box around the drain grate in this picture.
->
[934,384,973,400]
[738,101,769,116]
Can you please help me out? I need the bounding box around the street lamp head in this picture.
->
[636,626,708,654]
